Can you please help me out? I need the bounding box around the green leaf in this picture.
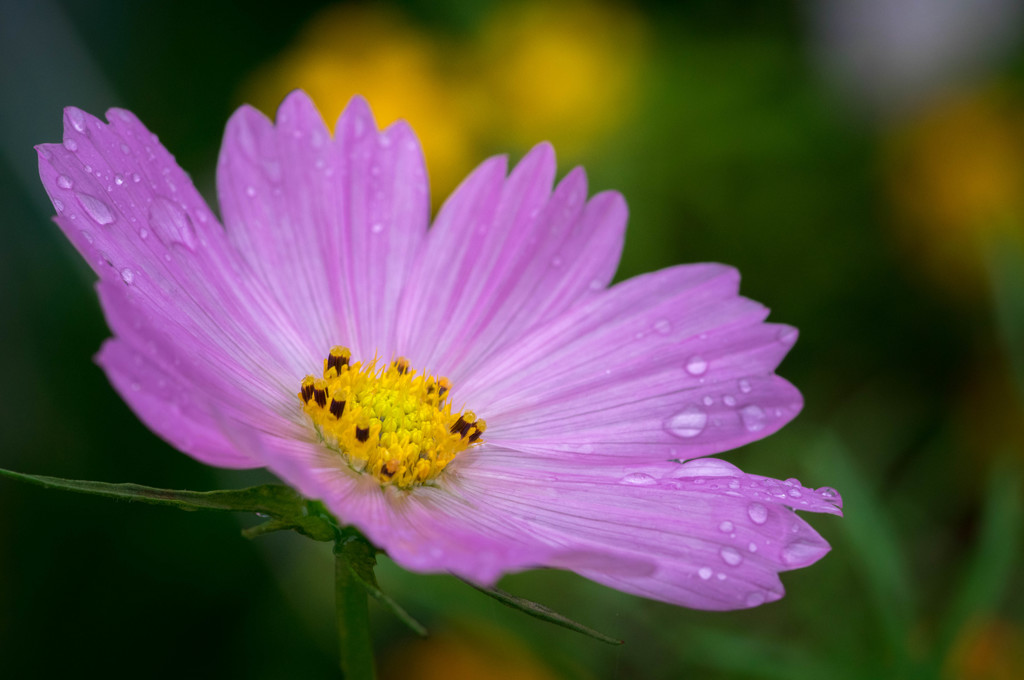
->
[0,468,307,517]
[936,456,1023,660]
[804,432,915,661]
[463,580,622,645]
[337,529,428,637]
[985,232,1024,399]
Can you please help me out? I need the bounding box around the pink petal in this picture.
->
[37,106,314,467]
[463,263,802,461]
[395,145,626,381]
[455,453,839,609]
[218,92,430,360]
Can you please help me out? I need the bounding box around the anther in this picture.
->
[326,346,351,375]
[355,426,370,443]
[437,377,450,398]
[392,357,410,375]
[313,378,328,408]
[329,398,346,419]
[300,376,315,403]
[468,419,487,443]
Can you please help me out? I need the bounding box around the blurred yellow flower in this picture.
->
[945,617,1024,680]
[474,0,647,155]
[381,625,562,680]
[884,88,1024,298]
[241,4,481,198]
[243,1,648,200]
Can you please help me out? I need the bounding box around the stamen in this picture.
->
[297,347,484,488]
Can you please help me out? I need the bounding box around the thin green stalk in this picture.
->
[335,543,377,679]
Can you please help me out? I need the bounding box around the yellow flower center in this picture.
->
[298,346,486,488]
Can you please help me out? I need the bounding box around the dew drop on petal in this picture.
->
[703,395,714,406]
[56,175,73,189]
[654,319,671,335]
[739,405,767,432]
[723,395,736,406]
[667,405,707,438]
[698,567,713,580]
[817,486,839,499]
[63,138,78,152]
[720,546,742,566]
[132,173,141,183]
[684,355,708,376]
[739,379,752,393]
[787,487,802,498]
[748,541,758,553]
[371,222,384,233]
[782,539,823,566]
[76,192,115,225]
[114,174,124,186]
[747,502,768,525]
[120,268,134,285]
[745,592,766,607]
[619,472,657,486]
[67,107,86,132]
[719,520,734,533]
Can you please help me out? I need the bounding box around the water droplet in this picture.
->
[120,142,131,154]
[132,173,141,183]
[817,486,839,499]
[67,107,86,132]
[703,395,714,406]
[63,138,78,151]
[654,319,671,335]
[684,355,708,376]
[83,164,92,173]
[719,520,734,533]
[56,175,73,189]
[723,395,736,407]
[245,185,256,198]
[139,228,149,239]
[717,572,726,580]
[149,197,197,250]
[745,592,766,607]
[748,541,758,553]
[76,193,115,225]
[698,567,712,580]
[739,379,752,393]
[739,405,767,432]
[782,539,822,566]
[777,327,798,345]
[378,134,392,148]
[79,230,92,243]
[619,472,657,486]
[114,174,124,186]
[747,502,768,525]
[720,546,742,566]
[787,487,802,498]
[371,222,384,233]
[120,268,134,285]
[667,405,707,438]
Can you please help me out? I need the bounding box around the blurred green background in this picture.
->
[2,0,1023,678]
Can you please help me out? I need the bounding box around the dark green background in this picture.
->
[1,1,1022,678]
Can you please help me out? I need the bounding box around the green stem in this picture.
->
[334,542,377,679]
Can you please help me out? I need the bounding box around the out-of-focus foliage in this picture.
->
[1,0,1022,678]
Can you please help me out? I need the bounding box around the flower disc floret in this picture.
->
[299,346,485,488]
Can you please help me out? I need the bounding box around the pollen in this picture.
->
[298,346,486,488]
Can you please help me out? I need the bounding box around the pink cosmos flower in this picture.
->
[37,91,841,610]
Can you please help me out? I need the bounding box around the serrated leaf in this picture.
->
[464,580,622,645]
[0,468,306,518]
